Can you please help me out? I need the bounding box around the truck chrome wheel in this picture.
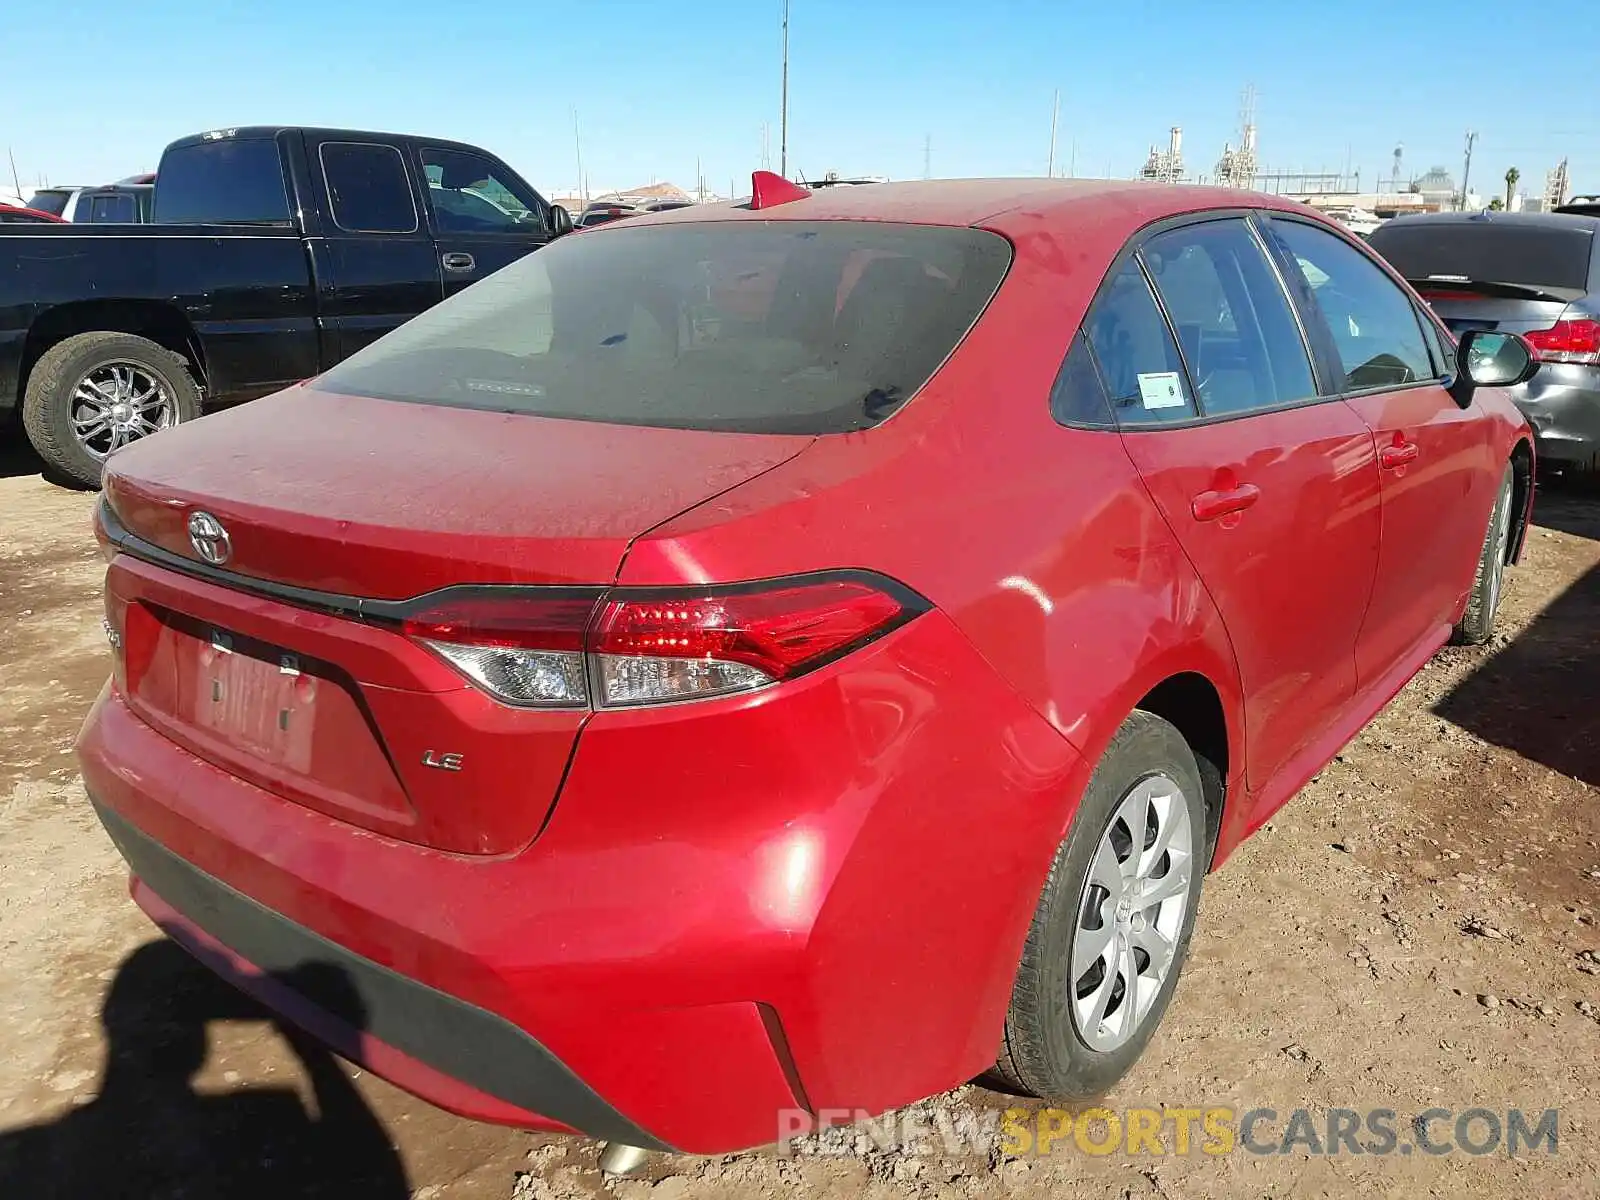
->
[1070,773,1195,1052]
[71,362,177,459]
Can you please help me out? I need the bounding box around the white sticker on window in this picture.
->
[1137,371,1186,410]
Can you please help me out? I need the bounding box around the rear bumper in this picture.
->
[78,610,1084,1153]
[97,801,668,1148]
[1506,364,1600,468]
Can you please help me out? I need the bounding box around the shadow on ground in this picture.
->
[0,939,409,1199]
[1434,490,1600,786]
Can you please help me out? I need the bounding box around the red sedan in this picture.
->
[0,202,66,223]
[80,174,1535,1160]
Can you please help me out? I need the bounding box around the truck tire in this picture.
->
[994,710,1206,1101]
[1450,463,1515,646]
[21,331,202,489]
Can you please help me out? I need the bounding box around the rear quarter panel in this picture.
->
[622,231,1247,827]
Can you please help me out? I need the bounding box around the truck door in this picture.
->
[308,136,442,363]
[415,145,555,297]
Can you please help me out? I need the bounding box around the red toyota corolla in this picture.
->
[79,174,1536,1159]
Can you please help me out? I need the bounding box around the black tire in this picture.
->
[994,710,1206,1101]
[21,331,202,489]
[1451,463,1514,646]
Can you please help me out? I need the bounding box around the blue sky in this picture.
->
[5,0,1595,202]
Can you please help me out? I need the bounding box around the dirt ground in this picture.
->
[1,437,1596,1200]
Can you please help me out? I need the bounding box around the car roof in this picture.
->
[1377,210,1600,233]
[164,126,497,158]
[623,178,1317,236]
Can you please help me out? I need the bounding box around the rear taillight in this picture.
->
[1522,318,1600,365]
[390,575,923,709]
[401,591,600,708]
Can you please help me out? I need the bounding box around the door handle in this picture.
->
[1191,483,1261,522]
[1379,440,1420,469]
[441,252,476,273]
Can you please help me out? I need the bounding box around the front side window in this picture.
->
[153,137,292,225]
[1267,219,1433,391]
[320,142,418,234]
[422,148,545,235]
[1082,260,1197,424]
[1142,220,1318,416]
[317,221,1011,435]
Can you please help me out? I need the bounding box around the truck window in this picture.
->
[86,193,137,223]
[153,137,293,225]
[319,142,418,234]
[421,147,546,235]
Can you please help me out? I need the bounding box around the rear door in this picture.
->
[416,145,555,296]
[1264,216,1496,688]
[308,136,442,361]
[1101,217,1382,794]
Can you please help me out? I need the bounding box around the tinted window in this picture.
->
[318,221,1011,435]
[320,142,417,234]
[1143,220,1317,415]
[1368,219,1593,295]
[422,148,545,234]
[1050,332,1115,428]
[85,193,137,223]
[1268,220,1433,391]
[1082,261,1196,424]
[26,190,70,216]
[153,138,292,225]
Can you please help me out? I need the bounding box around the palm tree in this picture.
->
[1505,167,1521,212]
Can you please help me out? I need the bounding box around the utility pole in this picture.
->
[1069,140,1077,178]
[7,147,21,198]
[1460,129,1478,211]
[923,134,931,180]
[1047,90,1059,177]
[571,109,587,205]
[780,0,790,178]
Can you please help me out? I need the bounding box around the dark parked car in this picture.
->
[0,126,571,487]
[1368,211,1600,473]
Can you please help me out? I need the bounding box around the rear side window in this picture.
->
[1142,220,1318,415]
[1050,332,1115,428]
[320,142,418,234]
[1082,261,1197,424]
[154,138,292,225]
[317,221,1011,434]
[1368,220,1593,295]
[1267,220,1433,391]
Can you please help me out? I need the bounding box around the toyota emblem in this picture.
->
[187,511,232,565]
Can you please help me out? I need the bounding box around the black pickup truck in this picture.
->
[0,126,573,486]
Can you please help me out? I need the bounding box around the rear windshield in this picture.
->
[317,220,1012,434]
[1368,221,1593,293]
[153,137,292,225]
[26,190,69,216]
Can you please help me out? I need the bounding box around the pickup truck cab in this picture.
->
[0,126,571,486]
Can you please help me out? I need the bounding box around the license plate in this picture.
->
[193,631,319,771]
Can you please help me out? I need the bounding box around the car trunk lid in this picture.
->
[100,385,811,853]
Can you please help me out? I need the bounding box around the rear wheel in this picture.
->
[994,710,1206,1100]
[1451,463,1515,646]
[21,331,202,489]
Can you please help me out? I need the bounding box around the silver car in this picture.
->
[1369,211,1600,474]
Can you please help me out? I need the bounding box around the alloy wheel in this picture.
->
[70,361,176,460]
[1069,773,1195,1052]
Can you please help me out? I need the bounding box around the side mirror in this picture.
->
[1449,329,1538,407]
[549,205,573,237]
